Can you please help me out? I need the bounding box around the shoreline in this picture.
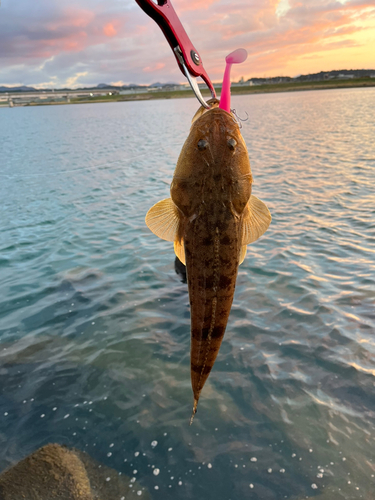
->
[1,78,374,107]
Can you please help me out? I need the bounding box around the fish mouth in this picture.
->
[191,103,238,136]
[191,98,235,125]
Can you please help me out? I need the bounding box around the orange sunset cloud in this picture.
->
[143,62,166,73]
[103,23,117,38]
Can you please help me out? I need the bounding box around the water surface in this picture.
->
[1,89,375,499]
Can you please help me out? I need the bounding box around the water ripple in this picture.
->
[1,90,375,498]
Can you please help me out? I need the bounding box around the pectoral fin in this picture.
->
[242,195,272,245]
[174,239,186,265]
[145,198,181,242]
[239,245,247,265]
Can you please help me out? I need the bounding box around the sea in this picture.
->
[0,88,374,499]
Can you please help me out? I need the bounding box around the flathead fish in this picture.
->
[146,99,271,423]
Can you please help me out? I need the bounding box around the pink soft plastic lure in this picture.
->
[219,48,248,112]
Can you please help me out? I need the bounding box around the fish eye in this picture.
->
[197,139,208,151]
[227,138,237,151]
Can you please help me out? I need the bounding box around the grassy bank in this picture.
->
[70,77,375,105]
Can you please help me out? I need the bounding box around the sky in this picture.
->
[0,0,374,89]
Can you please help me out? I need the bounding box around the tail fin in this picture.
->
[189,398,198,425]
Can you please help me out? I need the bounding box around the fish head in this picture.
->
[171,101,252,218]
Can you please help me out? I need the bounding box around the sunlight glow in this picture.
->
[276,0,291,18]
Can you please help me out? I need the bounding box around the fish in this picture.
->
[145,98,271,423]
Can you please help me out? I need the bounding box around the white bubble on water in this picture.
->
[134,451,140,457]
[109,443,114,448]
[311,484,318,489]
[4,412,8,416]
[107,453,112,458]
[106,477,111,482]
[137,491,142,496]
[23,400,27,404]
[40,414,45,418]
[249,484,254,489]
[154,486,159,490]
[52,407,57,411]
[309,449,313,453]
[153,468,160,476]
[317,473,323,478]
[292,453,296,458]
[235,464,238,468]
[178,481,182,486]
[342,457,346,461]
[133,470,137,475]
[207,463,212,469]
[250,457,257,462]
[168,447,173,452]
[130,477,136,483]
[163,433,167,436]
[64,414,70,419]
[280,469,285,473]
[151,440,158,448]
[268,468,272,474]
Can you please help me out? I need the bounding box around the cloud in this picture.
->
[65,71,88,88]
[0,0,374,87]
[103,23,117,37]
[143,63,166,73]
